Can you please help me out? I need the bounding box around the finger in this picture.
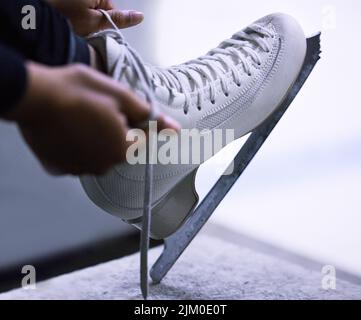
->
[79,68,150,120]
[98,9,144,29]
[42,162,64,176]
[156,114,181,132]
[114,89,181,131]
[117,89,153,124]
[94,113,143,169]
[79,67,180,131]
[79,69,179,130]
[109,10,144,28]
[97,0,114,10]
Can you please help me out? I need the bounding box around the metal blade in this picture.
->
[140,150,154,299]
[150,33,321,284]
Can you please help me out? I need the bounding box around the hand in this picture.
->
[5,63,179,176]
[47,0,144,36]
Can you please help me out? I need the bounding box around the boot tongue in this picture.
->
[105,37,128,74]
[87,34,126,75]
[104,36,126,75]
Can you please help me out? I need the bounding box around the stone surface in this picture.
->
[1,230,360,300]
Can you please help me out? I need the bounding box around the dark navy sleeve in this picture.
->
[0,45,28,115]
[0,0,90,66]
[0,0,90,116]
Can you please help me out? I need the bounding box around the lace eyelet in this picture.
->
[248,73,252,77]
[236,83,241,87]
[211,100,216,105]
[197,106,202,111]
[224,92,229,97]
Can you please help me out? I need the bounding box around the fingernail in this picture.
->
[130,11,144,24]
[164,115,181,132]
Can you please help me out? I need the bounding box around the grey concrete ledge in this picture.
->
[1,229,360,300]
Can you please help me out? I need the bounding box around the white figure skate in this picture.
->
[80,11,321,299]
[81,13,307,240]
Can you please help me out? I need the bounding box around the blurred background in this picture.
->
[0,0,360,291]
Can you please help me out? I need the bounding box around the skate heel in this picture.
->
[130,169,199,240]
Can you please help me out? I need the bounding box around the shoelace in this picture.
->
[151,25,273,114]
[97,10,156,110]
[97,10,154,299]
[94,12,273,298]
[94,13,272,116]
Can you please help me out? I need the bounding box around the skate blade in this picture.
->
[150,33,322,284]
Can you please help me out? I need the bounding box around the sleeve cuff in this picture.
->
[67,21,90,65]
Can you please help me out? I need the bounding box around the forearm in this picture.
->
[0,0,89,66]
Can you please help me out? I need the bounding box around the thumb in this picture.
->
[105,9,144,29]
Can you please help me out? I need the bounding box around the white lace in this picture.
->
[151,25,273,114]
[97,10,156,113]
[98,10,273,115]
[97,10,156,225]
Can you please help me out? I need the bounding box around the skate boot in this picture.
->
[80,13,307,239]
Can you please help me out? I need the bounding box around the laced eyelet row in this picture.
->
[152,24,273,115]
